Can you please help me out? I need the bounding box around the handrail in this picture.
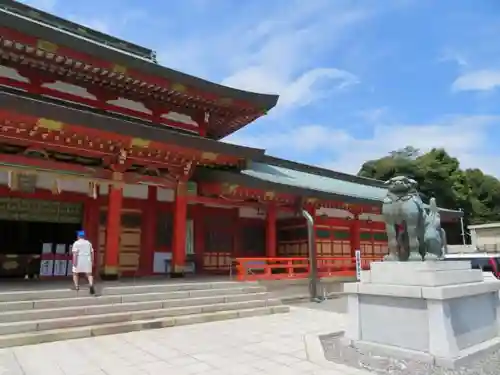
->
[234,256,382,281]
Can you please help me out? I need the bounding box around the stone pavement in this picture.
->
[0,303,370,375]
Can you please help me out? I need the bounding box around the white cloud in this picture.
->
[438,49,468,67]
[222,67,359,110]
[158,0,370,112]
[452,70,500,92]
[226,115,500,178]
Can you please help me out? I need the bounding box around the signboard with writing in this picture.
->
[0,198,83,223]
[16,174,37,193]
[39,259,54,277]
[67,245,73,276]
[66,260,73,276]
[355,250,362,281]
[53,260,67,276]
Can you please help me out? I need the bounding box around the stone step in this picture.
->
[0,281,256,302]
[0,299,283,335]
[0,305,290,348]
[0,292,271,323]
[0,286,266,311]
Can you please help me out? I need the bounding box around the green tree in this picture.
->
[358,147,500,243]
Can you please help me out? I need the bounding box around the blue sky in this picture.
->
[21,0,500,177]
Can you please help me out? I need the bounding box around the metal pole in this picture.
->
[459,208,466,245]
[301,209,319,301]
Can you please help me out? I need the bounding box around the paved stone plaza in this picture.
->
[0,301,369,375]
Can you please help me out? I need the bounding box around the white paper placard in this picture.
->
[53,260,67,276]
[42,243,53,254]
[55,244,66,254]
[66,259,73,276]
[153,252,172,274]
[39,260,54,277]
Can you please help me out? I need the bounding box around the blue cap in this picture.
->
[77,230,85,238]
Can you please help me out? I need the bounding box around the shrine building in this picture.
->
[0,2,462,280]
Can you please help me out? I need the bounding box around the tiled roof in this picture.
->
[242,161,463,218]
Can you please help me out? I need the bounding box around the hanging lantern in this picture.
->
[52,179,61,195]
[88,181,98,199]
[7,171,12,190]
[7,171,18,191]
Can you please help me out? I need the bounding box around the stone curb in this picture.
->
[304,333,370,374]
[281,293,344,304]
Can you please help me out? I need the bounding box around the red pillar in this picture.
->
[103,185,123,279]
[83,192,100,274]
[193,204,205,273]
[140,185,157,276]
[171,181,188,277]
[350,213,361,257]
[266,204,277,258]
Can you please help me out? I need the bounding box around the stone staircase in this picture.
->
[0,280,289,348]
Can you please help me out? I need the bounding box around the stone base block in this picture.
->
[369,261,483,286]
[345,261,500,369]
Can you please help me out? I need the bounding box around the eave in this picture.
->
[196,163,464,222]
[0,89,266,161]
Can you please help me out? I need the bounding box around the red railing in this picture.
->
[234,256,382,281]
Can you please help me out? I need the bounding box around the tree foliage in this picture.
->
[358,147,500,243]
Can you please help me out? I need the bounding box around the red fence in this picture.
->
[234,256,382,281]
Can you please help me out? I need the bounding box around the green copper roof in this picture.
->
[240,161,462,219]
[242,161,388,202]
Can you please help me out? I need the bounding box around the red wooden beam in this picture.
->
[0,108,244,167]
[198,181,382,214]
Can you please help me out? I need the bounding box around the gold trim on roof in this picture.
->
[112,64,127,74]
[36,118,63,131]
[37,40,58,53]
[171,83,186,93]
[130,138,150,148]
[201,152,218,161]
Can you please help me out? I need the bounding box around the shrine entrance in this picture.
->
[0,197,83,278]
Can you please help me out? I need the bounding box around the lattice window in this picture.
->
[204,216,233,253]
[239,223,266,257]
[156,212,173,248]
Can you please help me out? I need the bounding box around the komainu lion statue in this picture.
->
[382,176,426,261]
[423,197,447,260]
[382,176,447,262]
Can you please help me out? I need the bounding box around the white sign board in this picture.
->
[39,260,54,277]
[153,252,172,274]
[41,243,53,254]
[66,259,73,276]
[55,244,67,254]
[355,250,362,281]
[53,260,68,276]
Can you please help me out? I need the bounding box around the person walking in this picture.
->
[72,230,96,295]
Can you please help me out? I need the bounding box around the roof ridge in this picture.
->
[261,155,386,188]
[0,1,154,61]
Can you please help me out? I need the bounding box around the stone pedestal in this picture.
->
[344,261,500,368]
